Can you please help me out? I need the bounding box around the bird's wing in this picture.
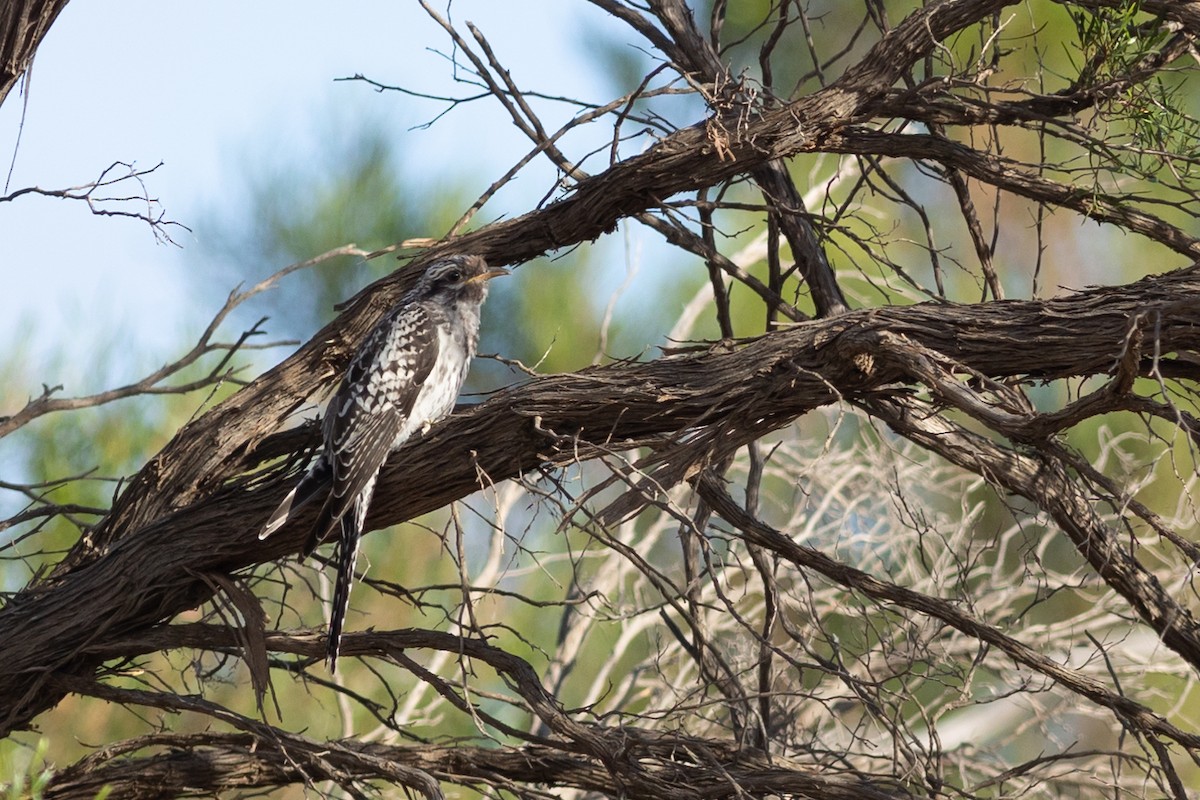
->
[259,453,332,539]
[304,305,440,553]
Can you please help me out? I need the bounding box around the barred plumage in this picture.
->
[260,254,506,671]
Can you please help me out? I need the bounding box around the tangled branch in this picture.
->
[6,1,1200,798]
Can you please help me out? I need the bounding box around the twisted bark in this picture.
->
[3,265,1198,736]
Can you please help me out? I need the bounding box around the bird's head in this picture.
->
[413,254,508,306]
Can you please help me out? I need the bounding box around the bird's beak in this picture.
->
[468,267,510,283]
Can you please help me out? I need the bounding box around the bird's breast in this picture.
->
[392,319,476,448]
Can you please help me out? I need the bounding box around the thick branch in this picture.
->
[44,730,905,800]
[45,629,909,798]
[0,0,69,108]
[2,264,1198,736]
[55,0,1021,559]
[610,0,850,317]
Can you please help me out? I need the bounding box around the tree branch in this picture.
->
[0,162,188,244]
[2,263,1198,736]
[694,473,1200,755]
[0,0,70,108]
[824,129,1200,259]
[44,729,907,800]
[28,0,1022,568]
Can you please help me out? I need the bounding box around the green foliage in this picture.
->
[1,739,55,800]
[1069,2,1200,180]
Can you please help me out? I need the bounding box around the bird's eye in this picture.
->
[445,269,463,283]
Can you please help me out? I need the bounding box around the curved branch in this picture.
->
[44,0,1021,562]
[0,162,188,244]
[2,264,1199,736]
[825,129,1200,259]
[44,730,906,800]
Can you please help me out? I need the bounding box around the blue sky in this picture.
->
[0,1,629,392]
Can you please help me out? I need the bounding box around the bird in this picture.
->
[260,254,506,671]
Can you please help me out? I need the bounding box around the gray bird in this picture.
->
[260,254,506,671]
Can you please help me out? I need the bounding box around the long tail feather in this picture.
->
[325,475,378,672]
[326,510,361,672]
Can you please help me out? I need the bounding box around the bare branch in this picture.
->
[694,473,1200,754]
[0,244,372,439]
[823,129,1200,259]
[9,4,1200,798]
[0,162,188,244]
[3,266,1199,738]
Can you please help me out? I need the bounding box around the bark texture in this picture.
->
[5,268,1199,736]
[0,0,68,107]
[5,1,1200,798]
